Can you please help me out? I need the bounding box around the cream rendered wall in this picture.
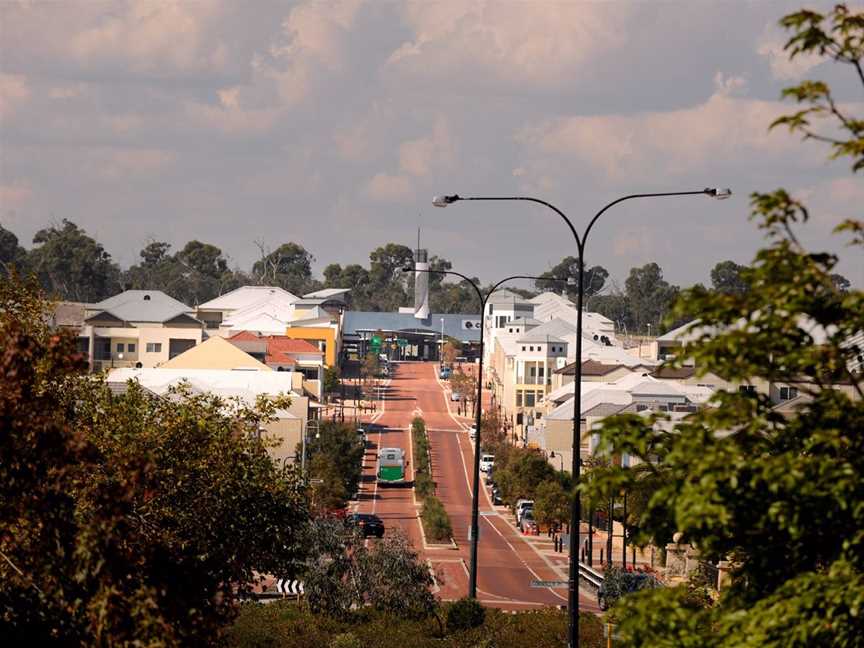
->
[261,417,303,464]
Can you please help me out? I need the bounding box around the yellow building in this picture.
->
[284,325,338,367]
[161,336,272,371]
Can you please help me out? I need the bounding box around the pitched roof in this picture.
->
[88,290,194,323]
[303,288,350,300]
[198,286,299,311]
[161,336,272,371]
[229,332,323,366]
[508,317,542,326]
[651,366,697,379]
[517,318,577,341]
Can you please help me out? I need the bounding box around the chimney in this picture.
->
[414,248,430,320]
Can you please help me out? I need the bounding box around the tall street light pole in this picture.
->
[432,187,732,647]
[402,266,567,600]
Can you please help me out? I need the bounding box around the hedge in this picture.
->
[412,416,453,543]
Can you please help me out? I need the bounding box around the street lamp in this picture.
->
[432,187,731,647]
[549,450,564,472]
[401,265,567,600]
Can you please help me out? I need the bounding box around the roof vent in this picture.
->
[143,294,151,301]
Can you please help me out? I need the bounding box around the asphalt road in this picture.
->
[355,361,599,612]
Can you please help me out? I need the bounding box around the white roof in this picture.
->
[199,286,299,311]
[303,288,350,300]
[106,368,301,417]
[544,373,701,420]
[529,291,573,306]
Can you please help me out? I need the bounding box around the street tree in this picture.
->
[584,6,864,646]
[252,241,315,295]
[624,262,680,334]
[533,480,570,530]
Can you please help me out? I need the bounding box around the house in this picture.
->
[228,332,325,398]
[106,367,309,465]
[539,372,709,471]
[196,286,300,331]
[161,335,271,371]
[78,290,204,371]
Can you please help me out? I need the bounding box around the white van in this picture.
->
[479,454,495,473]
[468,425,477,442]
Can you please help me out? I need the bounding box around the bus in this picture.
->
[376,447,406,485]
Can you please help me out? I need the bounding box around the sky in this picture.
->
[1,0,862,290]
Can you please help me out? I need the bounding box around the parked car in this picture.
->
[484,469,495,485]
[479,454,495,473]
[356,427,368,447]
[491,489,503,505]
[597,571,661,611]
[468,425,477,441]
[439,366,451,379]
[515,499,534,524]
[519,509,538,533]
[450,391,461,401]
[347,513,385,538]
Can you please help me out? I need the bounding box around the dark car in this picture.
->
[597,571,660,611]
[491,488,503,505]
[347,513,385,538]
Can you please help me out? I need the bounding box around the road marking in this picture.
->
[481,516,568,603]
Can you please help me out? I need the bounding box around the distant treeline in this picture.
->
[0,220,851,335]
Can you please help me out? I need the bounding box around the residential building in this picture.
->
[106,367,308,465]
[228,331,325,398]
[196,286,300,331]
[161,335,271,371]
[483,289,535,363]
[78,290,204,371]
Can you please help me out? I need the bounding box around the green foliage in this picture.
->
[224,604,604,648]
[491,447,556,506]
[329,633,362,648]
[533,480,570,528]
[323,366,342,397]
[0,278,310,645]
[534,256,609,299]
[302,519,435,622]
[582,9,864,645]
[710,260,750,295]
[0,224,27,275]
[307,421,365,510]
[420,497,452,543]
[412,416,434,497]
[444,597,485,631]
[27,219,122,302]
[624,262,681,334]
[251,242,316,295]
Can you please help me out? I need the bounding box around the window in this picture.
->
[116,343,125,353]
[525,391,536,407]
[146,343,162,353]
[516,412,523,425]
[529,346,534,352]
[738,385,757,396]
[516,390,523,407]
[522,346,526,351]
[508,328,513,333]
[780,386,798,401]
[128,343,136,353]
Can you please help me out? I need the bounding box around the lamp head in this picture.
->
[705,187,732,200]
[432,194,461,207]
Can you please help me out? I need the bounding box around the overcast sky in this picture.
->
[1,0,861,289]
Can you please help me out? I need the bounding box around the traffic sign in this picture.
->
[396,338,408,347]
[276,578,304,596]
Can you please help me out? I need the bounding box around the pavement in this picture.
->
[352,361,601,613]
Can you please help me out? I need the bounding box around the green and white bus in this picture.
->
[376,447,406,485]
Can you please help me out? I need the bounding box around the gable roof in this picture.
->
[88,290,194,323]
[198,286,299,311]
[229,332,323,365]
[303,288,350,300]
[161,336,272,371]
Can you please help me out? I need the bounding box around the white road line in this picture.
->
[481,516,568,603]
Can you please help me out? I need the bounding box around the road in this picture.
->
[354,361,599,612]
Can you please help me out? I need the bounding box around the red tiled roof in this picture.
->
[229,332,322,364]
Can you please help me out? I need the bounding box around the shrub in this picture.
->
[421,496,452,542]
[329,633,362,648]
[414,471,435,499]
[445,597,486,631]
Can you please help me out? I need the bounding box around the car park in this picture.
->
[347,513,385,538]
[479,454,495,473]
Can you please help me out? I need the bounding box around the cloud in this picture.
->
[757,24,823,81]
[365,172,414,203]
[398,118,454,177]
[517,80,798,181]
[385,1,627,87]
[0,181,33,210]
[0,74,31,118]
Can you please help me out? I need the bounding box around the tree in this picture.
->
[0,224,27,275]
[710,260,750,295]
[302,519,435,621]
[624,262,680,334]
[323,365,341,401]
[585,291,633,333]
[584,7,864,645]
[305,421,365,507]
[533,480,570,529]
[252,242,315,295]
[27,219,122,302]
[535,256,609,299]
[0,278,310,645]
[442,339,460,365]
